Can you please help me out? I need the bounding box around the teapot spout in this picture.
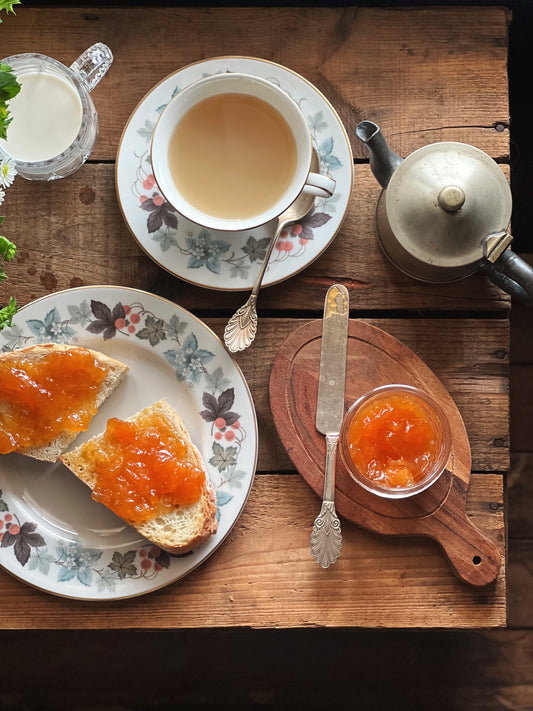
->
[356,120,403,188]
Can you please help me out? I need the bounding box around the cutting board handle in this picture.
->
[420,476,501,587]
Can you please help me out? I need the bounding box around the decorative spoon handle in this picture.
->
[310,433,342,568]
[223,294,259,354]
[223,221,283,353]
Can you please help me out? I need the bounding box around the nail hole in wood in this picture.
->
[473,556,482,565]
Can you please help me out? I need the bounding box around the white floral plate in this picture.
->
[0,286,258,600]
[116,56,353,291]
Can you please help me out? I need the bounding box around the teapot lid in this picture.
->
[385,142,511,270]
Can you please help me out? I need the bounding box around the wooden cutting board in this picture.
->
[269,320,501,587]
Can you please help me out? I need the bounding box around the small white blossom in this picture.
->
[0,157,17,188]
[0,187,5,205]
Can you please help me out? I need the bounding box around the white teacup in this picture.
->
[151,72,336,232]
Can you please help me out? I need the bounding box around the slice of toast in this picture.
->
[0,343,129,462]
[60,399,218,554]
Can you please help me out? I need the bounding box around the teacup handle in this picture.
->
[303,172,336,199]
[70,43,113,92]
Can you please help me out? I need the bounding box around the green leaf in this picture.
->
[0,235,17,262]
[0,68,21,101]
[0,296,17,330]
[0,61,21,139]
[0,0,21,21]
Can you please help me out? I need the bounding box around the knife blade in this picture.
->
[316,284,350,438]
[310,284,349,568]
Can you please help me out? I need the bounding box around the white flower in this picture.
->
[0,187,5,205]
[0,157,17,188]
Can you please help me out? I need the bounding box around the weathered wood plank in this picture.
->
[205,316,509,473]
[0,472,504,629]
[509,453,533,540]
[511,364,533,452]
[511,286,533,363]
[1,164,511,312]
[508,538,533,629]
[331,6,511,160]
[0,7,510,161]
[1,627,533,710]
[0,307,509,472]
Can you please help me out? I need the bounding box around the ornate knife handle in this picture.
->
[310,434,342,568]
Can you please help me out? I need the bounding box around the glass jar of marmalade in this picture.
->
[339,384,451,499]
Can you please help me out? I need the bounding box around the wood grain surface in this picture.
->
[0,473,504,630]
[3,163,513,312]
[0,5,511,631]
[0,6,510,161]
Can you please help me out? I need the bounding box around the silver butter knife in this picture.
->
[310,284,349,568]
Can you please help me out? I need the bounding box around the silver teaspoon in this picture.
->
[223,149,320,354]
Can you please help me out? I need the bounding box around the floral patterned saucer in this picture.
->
[0,286,258,600]
[116,56,353,291]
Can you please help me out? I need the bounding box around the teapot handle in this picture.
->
[481,246,533,307]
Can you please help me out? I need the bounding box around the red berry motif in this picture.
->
[153,195,164,207]
[142,174,156,190]
[8,523,20,535]
[150,546,161,558]
[123,305,131,315]
[130,312,141,324]
[214,417,226,429]
[127,325,136,334]
[141,559,152,571]
[299,238,308,246]
[139,549,147,558]
[4,514,12,522]
[231,421,240,430]
[139,195,148,203]
[214,432,223,441]
[292,224,303,236]
[115,318,126,330]
[225,430,235,442]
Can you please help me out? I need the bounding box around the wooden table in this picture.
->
[0,5,510,629]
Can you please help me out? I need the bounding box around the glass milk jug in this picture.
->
[0,43,113,180]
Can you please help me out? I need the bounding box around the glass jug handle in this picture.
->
[70,43,113,92]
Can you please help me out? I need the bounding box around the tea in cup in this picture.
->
[0,43,113,180]
[151,72,336,232]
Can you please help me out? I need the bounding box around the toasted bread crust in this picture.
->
[60,399,218,554]
[0,343,129,462]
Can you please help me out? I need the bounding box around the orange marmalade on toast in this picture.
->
[86,411,204,523]
[0,347,108,453]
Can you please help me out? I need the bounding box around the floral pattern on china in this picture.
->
[0,290,256,597]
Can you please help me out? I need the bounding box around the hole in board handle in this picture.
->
[472,556,482,565]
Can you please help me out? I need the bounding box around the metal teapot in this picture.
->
[356,120,533,306]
